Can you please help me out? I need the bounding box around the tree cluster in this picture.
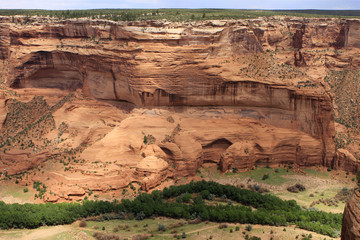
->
[0,181,342,237]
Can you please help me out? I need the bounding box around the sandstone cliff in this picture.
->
[342,190,360,240]
[0,16,358,200]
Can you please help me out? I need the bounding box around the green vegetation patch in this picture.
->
[0,181,343,238]
[241,167,293,185]
[303,169,329,179]
[201,166,295,186]
[0,184,34,203]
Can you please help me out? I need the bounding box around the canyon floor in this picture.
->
[0,219,341,240]
[0,166,355,239]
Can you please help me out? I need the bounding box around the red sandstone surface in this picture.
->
[0,16,358,205]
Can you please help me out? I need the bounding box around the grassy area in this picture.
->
[303,169,330,178]
[0,218,341,240]
[64,218,342,240]
[275,184,347,213]
[199,165,355,214]
[0,183,35,203]
[0,231,23,239]
[80,218,220,239]
[237,167,294,185]
[46,231,83,240]
[200,166,296,186]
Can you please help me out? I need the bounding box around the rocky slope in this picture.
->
[0,16,359,201]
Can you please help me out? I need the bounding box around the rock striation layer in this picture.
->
[0,16,358,199]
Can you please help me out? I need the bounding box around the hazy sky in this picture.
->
[0,0,359,10]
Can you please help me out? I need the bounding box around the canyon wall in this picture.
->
[0,16,358,199]
[342,190,360,240]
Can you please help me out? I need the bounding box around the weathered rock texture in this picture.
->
[334,149,360,173]
[342,190,360,240]
[0,16,358,200]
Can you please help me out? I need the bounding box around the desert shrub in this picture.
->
[246,225,253,231]
[287,183,306,193]
[188,218,201,224]
[167,116,174,123]
[218,224,228,229]
[93,232,120,240]
[169,222,185,228]
[287,186,299,193]
[158,224,166,231]
[295,184,306,191]
[79,221,87,227]
[249,237,261,240]
[357,171,360,183]
[253,184,261,191]
[132,235,149,240]
[262,174,270,180]
[136,211,145,220]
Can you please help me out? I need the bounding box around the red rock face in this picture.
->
[0,16,358,198]
[342,190,360,240]
[333,149,360,173]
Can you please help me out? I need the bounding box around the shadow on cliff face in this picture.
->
[98,99,136,113]
[203,138,232,164]
[11,51,84,91]
[18,67,83,90]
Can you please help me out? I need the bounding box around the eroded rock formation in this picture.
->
[342,190,360,240]
[0,16,358,200]
[333,149,360,173]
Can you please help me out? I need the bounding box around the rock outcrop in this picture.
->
[0,16,358,199]
[342,190,360,240]
[135,156,170,191]
[333,149,360,173]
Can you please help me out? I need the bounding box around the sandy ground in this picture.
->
[1,225,74,240]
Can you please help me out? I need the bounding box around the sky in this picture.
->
[0,0,359,10]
